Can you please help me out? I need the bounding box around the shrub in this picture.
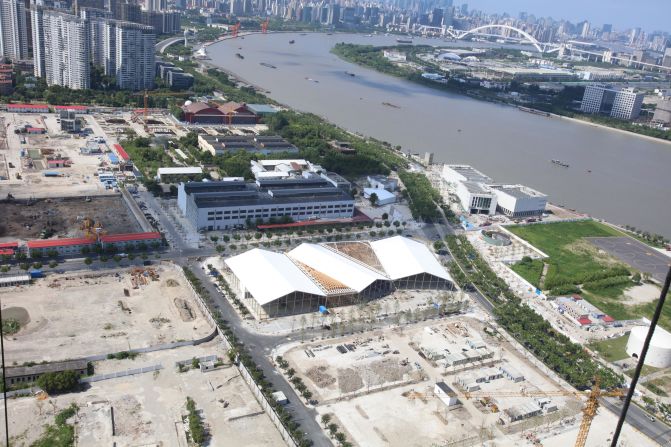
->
[36,370,80,394]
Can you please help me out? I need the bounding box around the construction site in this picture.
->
[0,264,213,364]
[0,195,140,240]
[5,342,285,447]
[276,316,651,447]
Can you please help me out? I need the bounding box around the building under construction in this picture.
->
[224,236,454,319]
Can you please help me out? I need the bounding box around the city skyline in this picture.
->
[468,0,670,33]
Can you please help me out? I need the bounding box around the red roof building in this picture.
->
[113,143,130,161]
[27,238,95,249]
[577,317,592,326]
[53,105,88,112]
[6,104,50,113]
[181,102,226,124]
[0,242,19,249]
[601,315,615,323]
[0,249,14,256]
[26,127,46,134]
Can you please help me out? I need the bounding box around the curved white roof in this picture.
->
[370,236,452,282]
[225,249,324,305]
[630,325,671,348]
[288,243,388,292]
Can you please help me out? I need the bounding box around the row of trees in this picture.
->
[181,267,313,446]
[397,171,441,221]
[446,235,623,389]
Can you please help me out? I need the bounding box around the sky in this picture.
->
[467,0,669,33]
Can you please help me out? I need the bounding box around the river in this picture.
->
[207,32,671,238]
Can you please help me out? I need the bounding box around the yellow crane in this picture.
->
[464,378,623,447]
[406,377,624,447]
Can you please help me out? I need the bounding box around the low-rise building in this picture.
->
[455,181,497,215]
[59,110,84,133]
[157,166,203,183]
[177,178,355,231]
[504,402,543,423]
[490,185,547,218]
[6,359,87,386]
[363,188,396,206]
[500,364,525,382]
[434,382,459,407]
[5,103,50,113]
[181,101,258,124]
[367,174,398,191]
[27,237,97,257]
[198,135,298,156]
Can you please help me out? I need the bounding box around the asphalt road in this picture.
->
[601,398,671,446]
[155,36,184,54]
[587,236,671,283]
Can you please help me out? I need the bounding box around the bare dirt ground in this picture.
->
[0,194,140,240]
[624,283,663,306]
[5,342,284,447]
[0,265,212,364]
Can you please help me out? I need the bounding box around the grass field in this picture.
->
[510,258,544,288]
[507,220,626,289]
[588,335,630,362]
[508,221,671,329]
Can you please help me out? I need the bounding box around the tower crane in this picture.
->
[406,377,624,447]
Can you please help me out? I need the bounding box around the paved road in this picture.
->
[155,36,184,54]
[587,237,671,283]
[601,398,671,446]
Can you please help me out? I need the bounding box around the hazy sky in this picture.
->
[468,0,669,32]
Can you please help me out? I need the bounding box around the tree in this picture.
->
[36,371,80,394]
[327,423,339,437]
[84,257,93,265]
[321,414,332,427]
[369,192,378,207]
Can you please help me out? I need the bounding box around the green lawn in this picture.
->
[510,258,544,288]
[588,335,630,362]
[508,220,625,290]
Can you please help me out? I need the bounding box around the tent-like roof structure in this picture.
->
[370,236,452,281]
[288,243,387,293]
[225,249,325,305]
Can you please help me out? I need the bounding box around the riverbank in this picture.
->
[331,43,671,146]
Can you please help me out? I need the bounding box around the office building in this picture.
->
[580,84,616,114]
[144,0,166,12]
[177,177,355,231]
[610,88,644,120]
[32,9,90,89]
[580,85,643,120]
[0,0,28,60]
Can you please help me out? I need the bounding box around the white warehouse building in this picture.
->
[626,324,671,368]
[455,181,497,215]
[223,236,454,319]
[490,185,547,218]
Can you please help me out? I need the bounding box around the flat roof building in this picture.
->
[490,185,547,218]
[198,135,298,156]
[177,178,355,231]
[363,188,396,206]
[580,85,643,121]
[442,164,492,185]
[157,166,203,183]
[455,181,497,215]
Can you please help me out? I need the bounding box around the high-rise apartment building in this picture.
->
[107,20,154,90]
[32,8,89,89]
[0,0,28,60]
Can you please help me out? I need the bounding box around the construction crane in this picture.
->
[260,18,269,34]
[405,377,624,447]
[139,90,192,120]
[231,22,241,38]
